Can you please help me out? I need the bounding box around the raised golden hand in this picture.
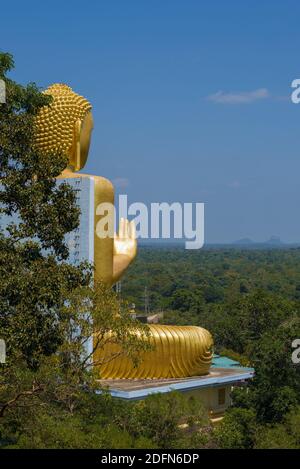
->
[113,218,137,283]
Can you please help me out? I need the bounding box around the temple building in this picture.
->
[96,354,254,423]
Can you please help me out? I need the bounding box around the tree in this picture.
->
[246,318,300,423]
[0,52,149,424]
[0,51,84,367]
[0,53,80,259]
[203,289,298,355]
[214,408,257,449]
[255,407,300,449]
[111,391,210,449]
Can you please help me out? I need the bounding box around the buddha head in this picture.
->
[34,83,93,171]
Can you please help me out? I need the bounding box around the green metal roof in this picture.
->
[212,354,252,370]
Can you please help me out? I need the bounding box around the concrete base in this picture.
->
[96,366,254,400]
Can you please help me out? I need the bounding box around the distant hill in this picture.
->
[234,238,254,245]
[233,236,284,246]
[265,236,283,245]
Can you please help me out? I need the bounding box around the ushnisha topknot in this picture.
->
[34,83,92,156]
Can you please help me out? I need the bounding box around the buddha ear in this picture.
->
[74,118,82,171]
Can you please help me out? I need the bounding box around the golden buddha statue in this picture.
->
[34,84,213,379]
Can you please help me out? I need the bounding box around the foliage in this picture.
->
[123,246,300,314]
[214,408,257,449]
[0,391,210,449]
[247,319,300,423]
[255,407,300,449]
[0,53,79,260]
[0,52,148,428]
[113,391,210,449]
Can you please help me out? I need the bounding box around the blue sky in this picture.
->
[1,0,300,243]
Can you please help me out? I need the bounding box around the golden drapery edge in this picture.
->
[94,325,213,379]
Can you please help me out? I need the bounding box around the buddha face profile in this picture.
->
[34,83,93,171]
